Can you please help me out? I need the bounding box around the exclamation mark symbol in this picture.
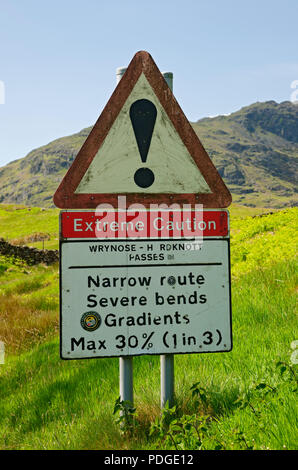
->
[130,99,157,188]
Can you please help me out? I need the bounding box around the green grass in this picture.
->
[0,259,59,353]
[230,207,298,276]
[0,202,275,251]
[0,204,59,249]
[0,205,297,449]
[0,260,296,450]
[0,202,276,252]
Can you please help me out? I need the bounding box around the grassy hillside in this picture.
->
[193,101,298,208]
[0,101,297,209]
[0,204,59,250]
[0,205,297,450]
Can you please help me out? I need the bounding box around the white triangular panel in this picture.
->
[75,73,211,194]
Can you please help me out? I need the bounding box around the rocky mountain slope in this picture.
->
[0,100,297,208]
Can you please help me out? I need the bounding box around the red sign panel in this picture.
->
[61,210,229,239]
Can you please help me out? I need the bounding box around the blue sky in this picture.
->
[0,0,297,167]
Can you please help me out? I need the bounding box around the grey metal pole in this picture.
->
[116,66,134,407]
[116,66,175,410]
[116,66,127,84]
[160,71,175,410]
[160,353,174,408]
[119,356,133,403]
[162,71,173,92]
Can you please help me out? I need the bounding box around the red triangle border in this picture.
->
[53,51,232,209]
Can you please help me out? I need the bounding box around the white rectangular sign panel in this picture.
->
[60,237,232,359]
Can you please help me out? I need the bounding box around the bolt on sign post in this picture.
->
[54,51,232,414]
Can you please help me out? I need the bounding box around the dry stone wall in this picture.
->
[0,238,59,265]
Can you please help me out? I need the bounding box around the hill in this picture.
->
[192,100,298,208]
[0,100,297,208]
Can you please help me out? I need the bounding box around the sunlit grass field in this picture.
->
[0,204,297,450]
[0,204,59,250]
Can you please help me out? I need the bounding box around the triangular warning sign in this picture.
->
[53,51,232,209]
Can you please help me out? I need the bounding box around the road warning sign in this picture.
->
[59,210,232,360]
[53,51,232,209]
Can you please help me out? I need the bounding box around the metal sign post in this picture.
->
[116,67,134,408]
[116,68,175,409]
[160,71,174,409]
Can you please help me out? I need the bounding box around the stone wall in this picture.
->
[0,238,59,265]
